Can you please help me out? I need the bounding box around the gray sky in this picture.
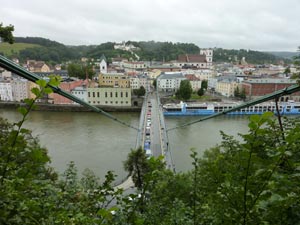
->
[1,0,299,51]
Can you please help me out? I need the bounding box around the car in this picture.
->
[145,149,152,158]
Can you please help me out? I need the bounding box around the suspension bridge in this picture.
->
[1,55,300,189]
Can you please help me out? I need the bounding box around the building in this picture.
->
[122,61,146,71]
[216,79,239,97]
[0,80,13,101]
[185,74,202,91]
[130,76,140,90]
[87,87,131,106]
[49,79,85,104]
[172,49,213,69]
[11,78,30,102]
[242,78,299,101]
[71,86,88,103]
[26,60,51,73]
[99,55,107,74]
[157,72,186,92]
[98,73,130,88]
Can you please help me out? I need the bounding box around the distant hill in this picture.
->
[265,51,298,60]
[0,42,41,57]
[0,37,289,65]
[213,48,288,64]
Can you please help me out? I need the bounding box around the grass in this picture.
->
[0,42,41,56]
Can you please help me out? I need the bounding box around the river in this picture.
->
[0,108,251,182]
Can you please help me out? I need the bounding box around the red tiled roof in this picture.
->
[178,54,207,63]
[185,74,200,81]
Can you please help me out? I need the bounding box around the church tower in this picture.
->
[200,49,213,67]
[99,54,107,74]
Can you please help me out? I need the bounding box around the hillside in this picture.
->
[213,48,287,64]
[0,42,41,57]
[265,51,298,60]
[0,37,288,65]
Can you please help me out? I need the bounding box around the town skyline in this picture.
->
[1,0,299,52]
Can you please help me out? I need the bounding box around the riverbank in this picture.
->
[0,101,141,112]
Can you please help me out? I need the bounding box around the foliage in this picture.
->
[152,79,156,89]
[201,79,208,90]
[130,41,200,61]
[0,23,14,44]
[197,87,205,96]
[0,43,41,57]
[176,80,193,101]
[67,63,95,79]
[234,86,246,100]
[213,48,287,64]
[133,86,146,97]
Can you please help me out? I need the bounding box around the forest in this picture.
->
[0,37,287,65]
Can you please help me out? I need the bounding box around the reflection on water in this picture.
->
[1,108,252,180]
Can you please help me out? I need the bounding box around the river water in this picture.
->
[0,108,251,182]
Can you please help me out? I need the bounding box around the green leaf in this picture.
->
[31,87,40,96]
[48,76,61,86]
[44,87,53,94]
[17,107,27,116]
[36,79,47,88]
[24,98,34,105]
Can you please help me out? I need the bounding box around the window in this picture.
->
[105,92,107,97]
[110,92,113,97]
[115,92,118,97]
[121,92,123,97]
[88,92,90,97]
[97,92,99,97]
[115,101,118,104]
[126,92,128,97]
[93,92,95,97]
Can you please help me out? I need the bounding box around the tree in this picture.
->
[234,86,240,98]
[240,87,246,100]
[197,88,204,96]
[67,63,95,79]
[152,79,157,89]
[0,23,14,44]
[177,80,193,101]
[201,80,208,90]
[133,86,146,97]
[123,147,150,190]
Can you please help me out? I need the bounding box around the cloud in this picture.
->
[1,0,299,51]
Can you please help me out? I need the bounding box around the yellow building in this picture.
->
[98,73,130,88]
[216,80,238,97]
[87,87,131,106]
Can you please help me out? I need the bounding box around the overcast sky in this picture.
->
[1,0,299,51]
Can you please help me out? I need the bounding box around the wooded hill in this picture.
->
[0,37,289,65]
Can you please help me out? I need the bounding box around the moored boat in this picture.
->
[162,101,300,116]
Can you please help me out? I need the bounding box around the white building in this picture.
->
[157,72,186,92]
[130,76,140,90]
[11,78,30,102]
[0,70,12,79]
[200,49,213,67]
[71,86,88,104]
[0,80,13,101]
[122,61,146,71]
